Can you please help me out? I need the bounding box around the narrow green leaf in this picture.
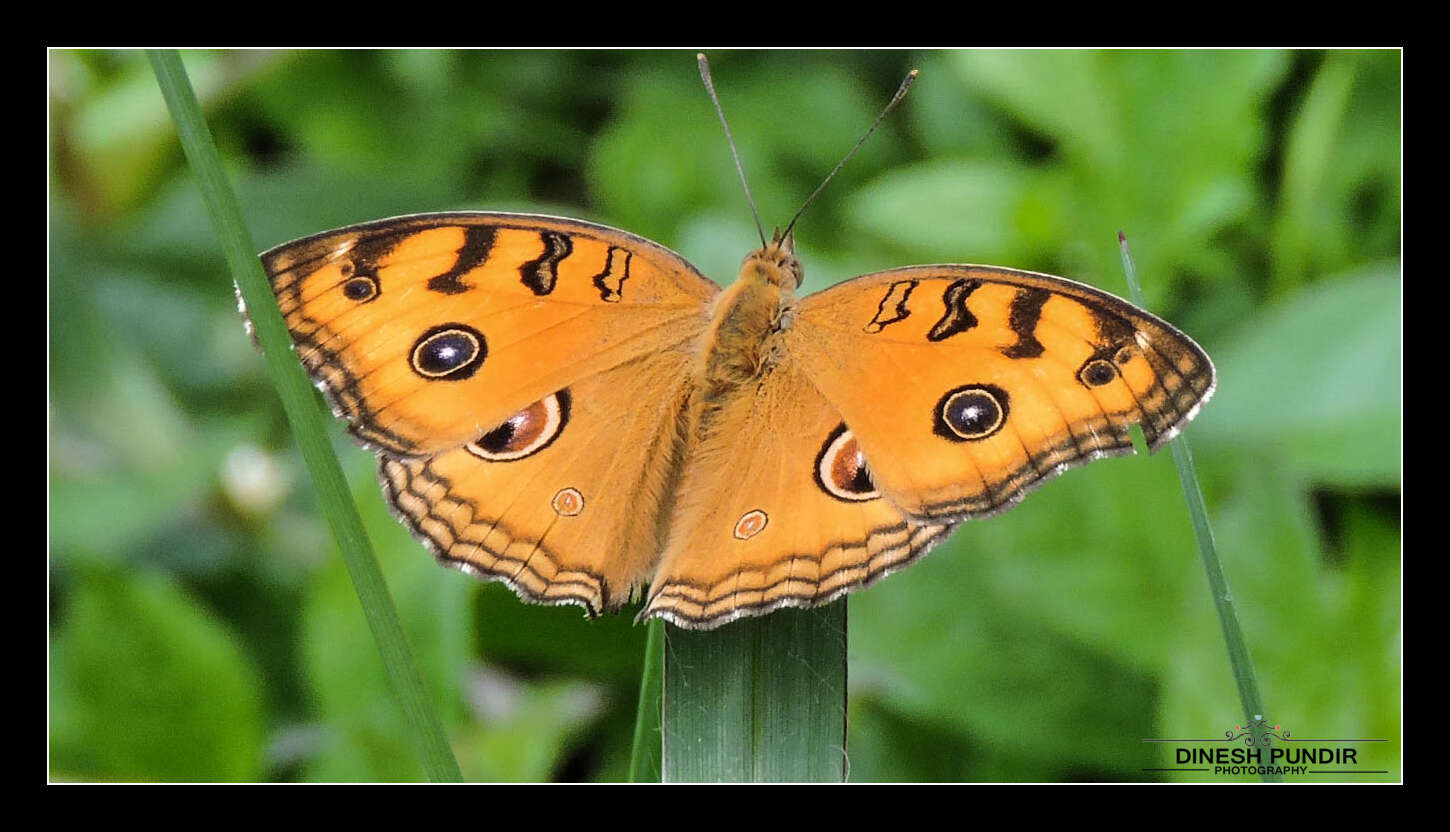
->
[1160,449,1401,781]
[146,49,461,783]
[299,470,472,781]
[628,618,666,782]
[662,603,847,782]
[1120,233,1277,782]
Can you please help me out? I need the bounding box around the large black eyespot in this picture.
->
[934,384,1009,442]
[1079,358,1119,387]
[466,390,571,461]
[814,423,880,502]
[410,324,486,380]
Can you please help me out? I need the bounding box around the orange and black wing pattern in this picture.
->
[787,265,1215,522]
[259,212,718,457]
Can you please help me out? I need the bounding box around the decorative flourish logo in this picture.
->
[1226,714,1291,746]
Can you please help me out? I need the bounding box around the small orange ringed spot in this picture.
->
[552,487,584,517]
[734,509,768,540]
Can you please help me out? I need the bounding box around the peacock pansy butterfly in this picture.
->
[256,67,1215,630]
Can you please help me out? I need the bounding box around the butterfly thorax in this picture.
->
[696,242,800,395]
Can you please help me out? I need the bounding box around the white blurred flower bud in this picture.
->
[221,443,290,517]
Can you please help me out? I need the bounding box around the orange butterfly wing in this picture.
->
[261,213,717,613]
[261,212,717,457]
[639,261,1213,628]
[785,265,1216,522]
[640,357,953,628]
[380,349,694,613]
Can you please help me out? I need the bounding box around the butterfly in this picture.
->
[258,208,1215,630]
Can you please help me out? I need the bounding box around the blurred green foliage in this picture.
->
[48,49,1400,782]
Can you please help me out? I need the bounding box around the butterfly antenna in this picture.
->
[698,53,768,249]
[781,68,919,242]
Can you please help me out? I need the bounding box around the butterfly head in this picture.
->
[742,229,803,289]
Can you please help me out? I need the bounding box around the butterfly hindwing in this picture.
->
[380,348,695,614]
[642,359,953,629]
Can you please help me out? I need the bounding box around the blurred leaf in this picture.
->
[847,699,973,782]
[1195,264,1401,488]
[50,565,265,780]
[1337,499,1402,769]
[908,52,1019,160]
[943,50,1288,309]
[1272,51,1402,293]
[1270,53,1356,294]
[1158,451,1400,781]
[953,50,1122,167]
[49,354,221,559]
[51,50,277,218]
[955,50,1286,175]
[455,668,605,781]
[852,577,1158,775]
[850,454,1192,775]
[474,584,646,686]
[847,160,1036,263]
[589,55,899,245]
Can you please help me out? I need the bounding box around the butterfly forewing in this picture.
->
[260,212,718,457]
[787,265,1215,522]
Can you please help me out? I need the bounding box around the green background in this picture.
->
[49,49,1401,782]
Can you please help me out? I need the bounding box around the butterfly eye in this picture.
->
[815,424,880,502]
[466,390,571,461]
[784,256,804,287]
[1079,358,1119,387]
[410,325,487,380]
[935,385,1009,441]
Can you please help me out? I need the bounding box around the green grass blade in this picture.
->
[628,618,666,782]
[1118,232,1278,783]
[661,603,847,782]
[147,50,463,783]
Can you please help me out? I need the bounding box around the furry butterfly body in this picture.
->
[261,211,1214,629]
